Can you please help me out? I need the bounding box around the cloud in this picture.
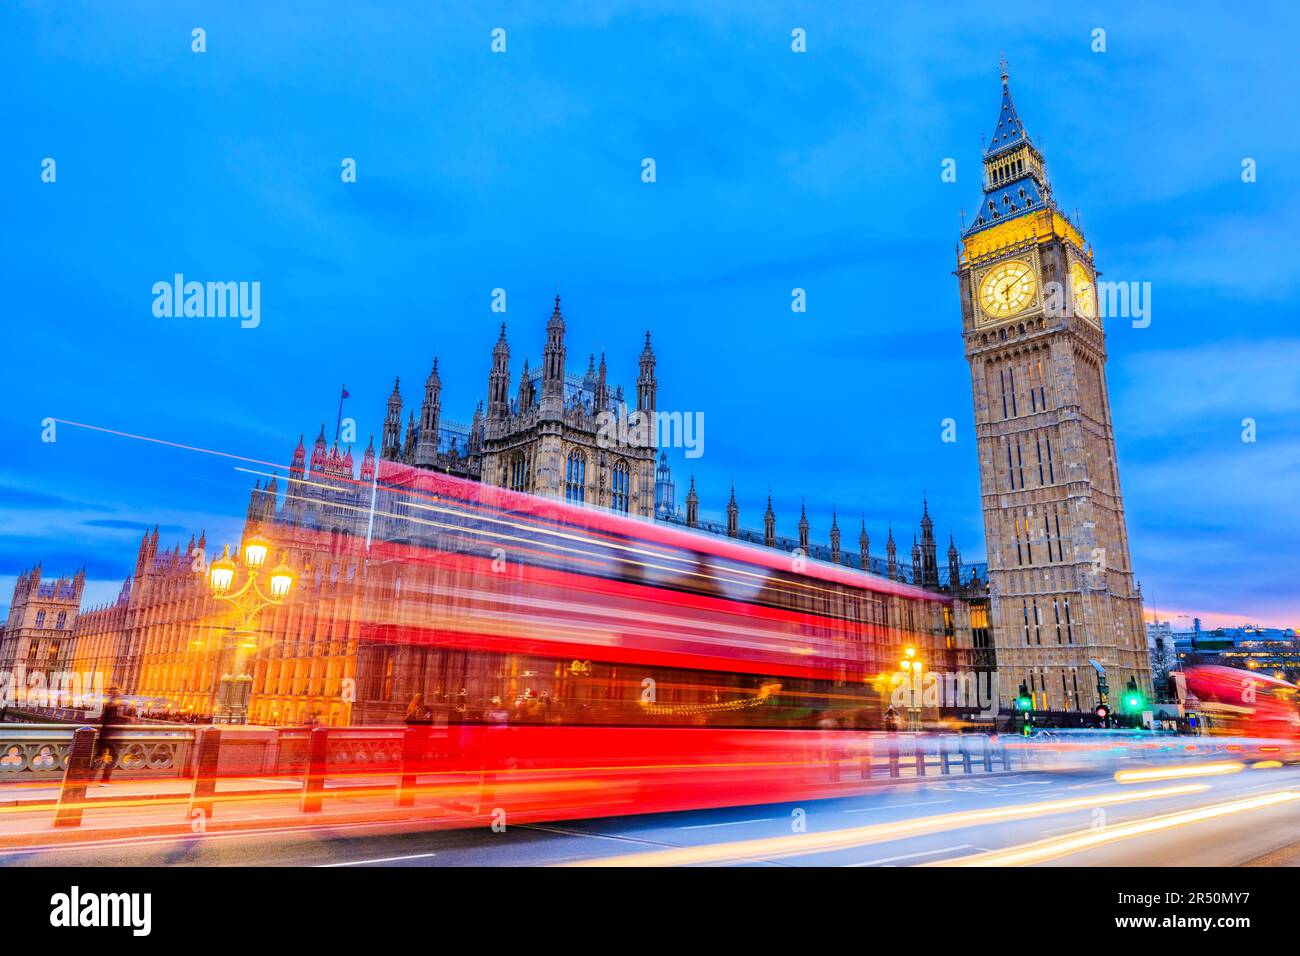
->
[0,484,114,513]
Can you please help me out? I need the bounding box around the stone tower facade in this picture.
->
[958,67,1149,713]
[0,564,84,683]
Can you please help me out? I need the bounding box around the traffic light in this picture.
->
[1121,676,1144,713]
[1016,682,1032,712]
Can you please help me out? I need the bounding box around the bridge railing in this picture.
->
[0,723,199,781]
[1,723,1293,830]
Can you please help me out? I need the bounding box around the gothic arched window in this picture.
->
[611,461,630,513]
[509,454,529,492]
[565,450,587,503]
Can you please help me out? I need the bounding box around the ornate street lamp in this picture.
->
[900,645,923,731]
[206,534,294,724]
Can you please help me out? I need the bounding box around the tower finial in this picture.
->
[999,53,1009,85]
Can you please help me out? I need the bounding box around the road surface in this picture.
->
[2,761,1298,867]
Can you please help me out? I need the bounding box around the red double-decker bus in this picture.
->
[350,461,954,732]
[1184,665,1300,739]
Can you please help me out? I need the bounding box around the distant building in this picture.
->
[1217,637,1300,684]
[1170,623,1300,683]
[654,451,677,519]
[1145,620,1177,688]
[0,564,83,686]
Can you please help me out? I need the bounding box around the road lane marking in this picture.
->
[934,789,1300,867]
[679,818,776,830]
[318,852,438,867]
[843,800,954,814]
[565,783,1212,867]
[845,845,972,866]
[520,823,689,851]
[996,780,1054,788]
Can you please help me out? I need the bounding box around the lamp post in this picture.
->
[900,645,923,731]
[206,532,294,725]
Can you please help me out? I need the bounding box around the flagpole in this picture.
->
[335,385,346,442]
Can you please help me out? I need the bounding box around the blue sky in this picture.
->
[2,1,1298,626]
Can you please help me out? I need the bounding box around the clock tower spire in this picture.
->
[957,67,1150,715]
[965,62,1051,240]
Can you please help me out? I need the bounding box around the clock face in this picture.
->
[978,260,1037,320]
[1070,260,1097,320]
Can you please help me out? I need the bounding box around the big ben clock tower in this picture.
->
[958,65,1150,715]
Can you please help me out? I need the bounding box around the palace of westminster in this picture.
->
[1,72,1151,727]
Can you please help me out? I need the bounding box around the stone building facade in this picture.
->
[379,296,659,519]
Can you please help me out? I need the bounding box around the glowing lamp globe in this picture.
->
[243,532,271,568]
[269,554,293,600]
[209,546,236,593]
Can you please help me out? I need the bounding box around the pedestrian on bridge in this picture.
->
[96,686,136,786]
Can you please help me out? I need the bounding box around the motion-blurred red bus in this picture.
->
[351,460,960,732]
[1184,664,1300,739]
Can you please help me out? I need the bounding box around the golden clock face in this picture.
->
[978,260,1037,319]
[1070,260,1097,320]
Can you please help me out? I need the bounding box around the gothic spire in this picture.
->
[415,357,441,467]
[986,60,1032,157]
[488,325,511,423]
[965,62,1052,238]
[383,379,404,460]
[595,351,608,411]
[947,532,962,591]
[542,297,566,410]
[637,331,656,413]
